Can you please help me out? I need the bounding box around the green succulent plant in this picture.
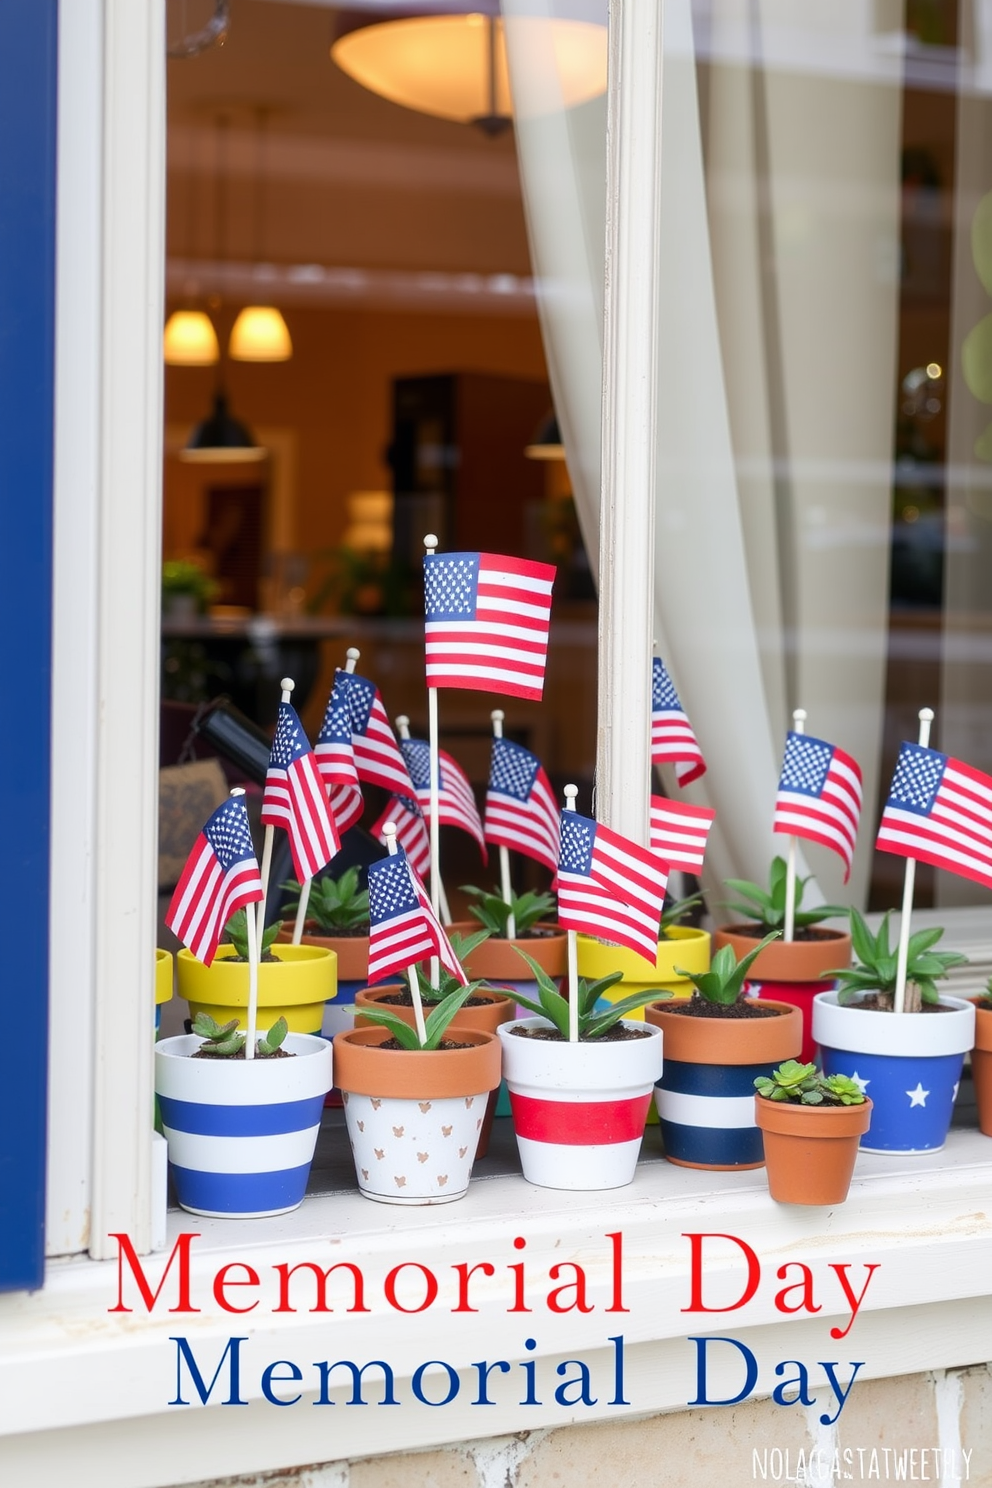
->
[723,856,847,932]
[509,948,667,1040]
[462,885,556,939]
[355,982,485,1051]
[676,931,781,1006]
[659,891,704,937]
[828,909,968,1008]
[281,867,370,935]
[191,1010,289,1058]
[410,930,491,1004]
[223,909,282,961]
[754,1060,866,1106]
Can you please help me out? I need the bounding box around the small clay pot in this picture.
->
[645,999,803,1169]
[332,1025,502,1205]
[354,985,515,1156]
[974,1003,992,1138]
[445,921,567,981]
[276,926,370,981]
[755,1094,873,1205]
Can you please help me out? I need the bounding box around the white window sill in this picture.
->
[3,1128,992,1486]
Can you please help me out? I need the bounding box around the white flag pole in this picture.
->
[396,712,450,924]
[894,707,934,1016]
[423,534,441,990]
[293,648,360,945]
[564,784,580,1043]
[244,901,260,1061]
[384,821,427,1045]
[783,708,807,944]
[257,676,294,959]
[491,709,516,940]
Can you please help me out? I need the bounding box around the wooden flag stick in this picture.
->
[257,677,295,959]
[294,648,360,945]
[424,533,441,990]
[384,821,427,1045]
[395,712,450,923]
[491,709,516,940]
[783,708,806,944]
[564,784,580,1043]
[894,708,934,1016]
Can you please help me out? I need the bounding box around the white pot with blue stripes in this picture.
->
[155,1033,333,1218]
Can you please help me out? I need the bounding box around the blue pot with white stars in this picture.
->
[813,991,975,1154]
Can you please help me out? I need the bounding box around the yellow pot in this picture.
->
[576,925,711,1015]
[155,949,173,1005]
[176,944,337,1035]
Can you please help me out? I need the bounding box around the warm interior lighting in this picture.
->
[341,491,394,553]
[228,305,293,362]
[163,309,219,366]
[331,14,606,126]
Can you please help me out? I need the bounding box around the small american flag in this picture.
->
[261,702,341,883]
[773,731,863,882]
[650,795,716,873]
[367,848,467,986]
[314,672,363,833]
[876,742,992,890]
[557,810,669,963]
[652,657,706,787]
[424,551,556,701]
[370,794,431,877]
[400,736,486,860]
[326,669,417,800]
[166,795,263,966]
[484,736,559,874]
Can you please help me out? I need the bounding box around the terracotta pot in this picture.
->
[578,926,711,1009]
[354,984,515,1157]
[498,1017,663,1190]
[813,990,975,1154]
[645,999,802,1169]
[445,921,567,983]
[177,943,336,1036]
[155,1032,333,1218]
[755,1094,873,1205]
[714,925,851,1063]
[332,1026,502,1204]
[275,928,369,1097]
[973,1004,992,1138]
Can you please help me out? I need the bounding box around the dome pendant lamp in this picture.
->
[164,309,220,366]
[330,4,607,133]
[229,108,292,362]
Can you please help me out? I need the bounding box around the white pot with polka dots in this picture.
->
[332,1026,503,1205]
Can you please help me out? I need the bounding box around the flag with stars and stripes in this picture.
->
[876,742,992,890]
[424,550,556,701]
[399,736,486,861]
[557,810,669,963]
[650,795,716,874]
[370,794,431,877]
[166,795,264,967]
[773,731,863,882]
[367,848,467,986]
[314,672,364,833]
[484,736,559,874]
[651,657,706,787]
[323,668,417,801]
[261,701,341,883]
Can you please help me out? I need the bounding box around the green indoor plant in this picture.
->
[753,1060,872,1205]
[161,557,218,617]
[447,886,566,990]
[277,868,371,1046]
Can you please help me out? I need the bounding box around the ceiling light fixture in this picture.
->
[330,4,606,135]
[179,392,266,464]
[229,108,293,361]
[164,309,220,366]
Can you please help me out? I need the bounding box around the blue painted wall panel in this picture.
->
[0,0,58,1292]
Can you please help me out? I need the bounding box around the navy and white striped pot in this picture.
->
[155,1033,333,1218]
[498,1017,663,1190]
[646,1000,802,1169]
[813,990,975,1154]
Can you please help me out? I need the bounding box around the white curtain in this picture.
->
[505,0,903,904]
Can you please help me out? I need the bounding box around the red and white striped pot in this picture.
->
[498,1017,663,1190]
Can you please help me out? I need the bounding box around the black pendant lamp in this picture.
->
[179,392,266,464]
